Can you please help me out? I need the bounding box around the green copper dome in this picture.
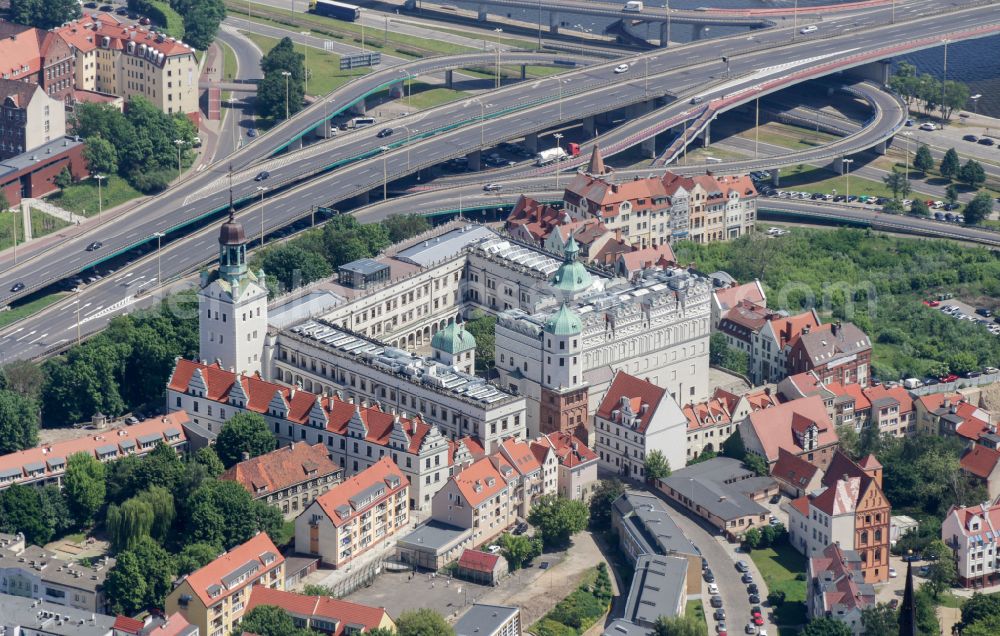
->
[544,303,582,336]
[431,322,476,354]
[551,235,592,297]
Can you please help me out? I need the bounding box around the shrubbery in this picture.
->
[533,565,613,635]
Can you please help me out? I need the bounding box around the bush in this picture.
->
[127,168,171,194]
[534,619,577,636]
[767,590,786,606]
[533,567,612,635]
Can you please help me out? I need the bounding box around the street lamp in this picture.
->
[380,145,390,201]
[400,70,412,110]
[94,174,106,221]
[941,39,949,120]
[971,94,982,116]
[75,287,82,345]
[256,186,267,248]
[174,139,184,180]
[494,28,503,90]
[301,31,310,96]
[397,123,414,169]
[792,0,798,39]
[902,131,912,180]
[842,158,854,201]
[664,0,671,47]
[537,0,543,50]
[281,70,292,120]
[152,231,164,288]
[473,97,485,146]
[553,133,564,190]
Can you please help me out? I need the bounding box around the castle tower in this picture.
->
[550,236,593,302]
[198,206,268,375]
[539,303,589,438]
[431,321,477,375]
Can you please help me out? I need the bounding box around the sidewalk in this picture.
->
[196,40,225,170]
[24,198,87,224]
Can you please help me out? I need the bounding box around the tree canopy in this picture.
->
[183,479,283,549]
[64,452,106,527]
[257,37,306,120]
[643,450,671,482]
[798,617,852,636]
[528,495,590,548]
[395,609,455,636]
[588,479,625,530]
[9,0,80,29]
[215,412,277,468]
[0,389,38,453]
[236,605,315,636]
[964,191,994,225]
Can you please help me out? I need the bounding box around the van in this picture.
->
[903,378,923,390]
[352,117,376,128]
[623,1,643,11]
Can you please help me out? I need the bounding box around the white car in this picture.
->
[889,567,898,578]
[614,63,630,74]
[919,122,937,131]
[708,583,719,594]
[799,25,818,34]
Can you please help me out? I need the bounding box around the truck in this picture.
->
[623,1,644,11]
[534,143,580,166]
[312,0,361,21]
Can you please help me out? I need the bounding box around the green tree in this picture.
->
[54,167,73,189]
[588,479,625,530]
[169,0,225,50]
[128,536,177,609]
[104,551,148,615]
[498,533,543,571]
[767,590,786,606]
[743,526,762,551]
[860,603,899,635]
[396,608,455,636]
[914,585,942,635]
[909,198,930,217]
[64,452,106,527]
[257,37,306,120]
[945,183,960,207]
[464,311,497,372]
[383,214,431,243]
[837,424,861,458]
[0,484,69,545]
[176,541,222,575]
[960,159,987,188]
[106,497,154,552]
[964,615,1000,636]
[9,0,81,29]
[238,604,314,636]
[185,479,283,549]
[83,136,119,175]
[0,360,45,401]
[259,243,333,293]
[960,592,1000,628]
[799,617,852,636]
[651,614,703,636]
[924,541,957,598]
[941,80,971,120]
[193,446,225,478]
[745,453,768,477]
[709,332,729,365]
[913,144,935,174]
[215,412,277,468]
[0,389,38,453]
[643,449,671,482]
[528,495,590,548]
[368,629,396,636]
[760,523,785,548]
[883,168,910,200]
[42,342,128,424]
[964,191,994,225]
[940,148,961,179]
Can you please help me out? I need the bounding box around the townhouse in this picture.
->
[711,279,767,328]
[739,394,840,471]
[530,430,598,500]
[683,386,778,461]
[504,195,615,262]
[593,371,688,481]
[295,458,410,569]
[786,321,872,388]
[164,533,285,636]
[750,310,821,385]
[221,442,344,519]
[167,359,452,510]
[0,413,188,490]
[786,451,890,583]
[915,392,992,439]
[431,456,516,547]
[0,22,76,103]
[563,172,672,249]
[0,79,66,159]
[863,384,915,437]
[807,543,876,635]
[942,501,1000,587]
[246,586,395,634]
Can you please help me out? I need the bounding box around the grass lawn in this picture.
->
[220,39,238,82]
[0,210,27,251]
[0,292,68,329]
[274,520,296,549]
[242,32,369,96]
[29,208,70,238]
[775,163,938,200]
[938,591,963,608]
[686,599,705,623]
[404,82,468,110]
[47,176,143,217]
[749,539,808,629]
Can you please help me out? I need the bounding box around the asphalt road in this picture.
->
[215,28,265,160]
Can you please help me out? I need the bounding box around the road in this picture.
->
[215,28,265,160]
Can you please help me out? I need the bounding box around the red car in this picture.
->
[753,616,764,626]
[940,374,959,383]
[929,300,940,307]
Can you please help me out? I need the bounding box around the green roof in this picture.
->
[431,322,476,354]
[551,235,592,297]
[544,303,582,336]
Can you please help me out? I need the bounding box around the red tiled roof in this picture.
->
[313,457,407,527]
[714,281,766,314]
[113,615,145,634]
[0,412,189,487]
[564,173,669,219]
[961,444,1000,479]
[764,311,821,350]
[746,395,837,463]
[859,454,882,470]
[222,442,340,496]
[946,501,1000,536]
[684,387,778,432]
[821,449,871,488]
[862,385,911,414]
[168,360,439,457]
[247,587,390,636]
[148,614,195,636]
[55,14,195,58]
[596,371,667,434]
[451,456,509,507]
[810,543,875,614]
[534,431,597,468]
[499,438,542,477]
[771,447,821,489]
[457,549,501,573]
[618,244,676,273]
[811,476,861,516]
[827,382,871,411]
[789,495,810,517]
[181,532,283,607]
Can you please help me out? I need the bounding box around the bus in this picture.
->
[311,0,361,21]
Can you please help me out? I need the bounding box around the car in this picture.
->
[483,183,503,192]
[254,171,270,181]
[769,494,780,504]
[376,127,394,138]
[711,595,724,608]
[966,371,983,379]
[919,122,937,131]
[846,195,858,203]
[139,16,151,25]
[116,7,128,15]
[704,569,715,583]
[889,567,898,578]
[979,137,996,146]
[614,63,630,74]
[905,118,914,127]
[977,308,993,317]
[799,25,818,34]
[513,522,528,535]
[9,282,24,293]
[84,1,98,6]
[751,606,762,617]
[716,622,727,634]
[919,565,930,576]
[247,128,257,138]
[741,573,754,584]
[126,415,139,424]
[539,561,550,570]
[487,544,502,555]
[735,560,749,573]
[964,134,980,142]
[100,4,113,11]
[708,583,719,595]
[944,203,960,211]
[985,367,1000,374]
[833,194,846,202]
[745,624,757,635]
[747,583,759,595]
[690,96,703,104]
[748,594,760,604]
[940,374,959,383]
[753,616,764,626]
[810,192,824,200]
[86,241,103,251]
[714,609,726,621]
[702,557,709,570]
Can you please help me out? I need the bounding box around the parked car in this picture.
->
[735,560,749,573]
[889,599,899,609]
[716,622,727,634]
[979,137,996,146]
[742,573,754,584]
[919,122,937,131]
[714,609,727,621]
[752,615,764,626]
[745,624,756,635]
[751,606,762,617]
[708,583,719,595]
[747,583,759,595]
[749,594,760,604]
[139,16,151,25]
[963,134,979,142]
[711,595,724,608]
[977,308,993,317]
[247,128,257,138]
[985,367,1000,374]
[704,570,715,583]
[889,567,898,578]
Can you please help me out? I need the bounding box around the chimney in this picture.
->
[944,398,951,409]
[832,321,841,336]
[241,451,250,462]
[802,325,811,335]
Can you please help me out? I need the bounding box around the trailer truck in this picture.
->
[535,143,580,166]
[623,1,644,12]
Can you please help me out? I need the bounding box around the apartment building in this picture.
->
[0,22,76,103]
[786,451,890,583]
[455,604,522,636]
[221,442,343,519]
[593,371,688,480]
[167,359,452,509]
[711,279,766,328]
[165,533,285,636]
[786,322,872,388]
[563,172,672,248]
[55,14,198,115]
[496,437,554,517]
[0,412,189,490]
[0,539,114,613]
[749,310,821,385]
[0,593,117,636]
[296,458,410,569]
[504,195,615,262]
[942,501,1000,588]
[740,394,840,471]
[683,386,778,461]
[431,456,516,546]
[914,392,992,439]
[807,543,876,635]
[0,79,66,159]
[246,586,396,634]
[530,430,598,500]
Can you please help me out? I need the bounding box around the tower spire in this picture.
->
[227,164,235,221]
[586,144,607,176]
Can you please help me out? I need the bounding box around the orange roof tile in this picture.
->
[499,438,542,477]
[534,431,597,468]
[960,445,1000,479]
[596,371,667,434]
[247,586,389,635]
[863,385,912,414]
[457,549,501,573]
[746,395,837,463]
[222,442,341,496]
[313,457,407,527]
[713,281,766,314]
[771,447,821,489]
[618,244,676,273]
[55,14,195,59]
[181,532,283,608]
[451,457,509,507]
